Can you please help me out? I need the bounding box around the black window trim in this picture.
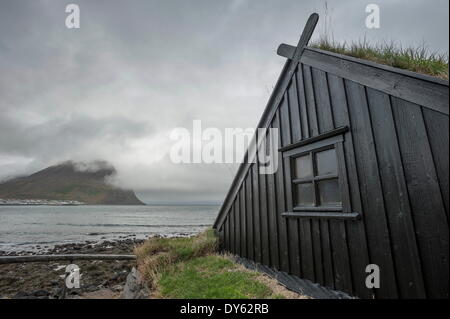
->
[279,126,349,152]
[280,126,360,220]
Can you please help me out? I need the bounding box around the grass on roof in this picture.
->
[310,38,449,80]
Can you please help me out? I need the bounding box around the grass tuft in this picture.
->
[311,37,449,80]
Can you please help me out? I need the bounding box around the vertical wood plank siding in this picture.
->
[303,65,325,285]
[391,98,449,298]
[273,112,290,273]
[280,94,302,276]
[214,46,449,299]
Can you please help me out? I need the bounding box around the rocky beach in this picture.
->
[0,237,148,299]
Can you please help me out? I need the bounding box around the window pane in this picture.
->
[317,179,341,206]
[316,148,338,176]
[295,183,315,206]
[294,155,312,179]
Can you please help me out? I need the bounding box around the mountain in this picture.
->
[0,161,145,205]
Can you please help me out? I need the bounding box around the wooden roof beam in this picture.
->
[277,13,319,62]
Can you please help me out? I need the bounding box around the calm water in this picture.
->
[0,205,219,252]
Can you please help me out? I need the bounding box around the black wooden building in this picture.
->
[213,14,449,299]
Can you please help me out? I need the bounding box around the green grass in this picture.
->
[134,229,292,299]
[311,38,449,80]
[157,255,279,299]
[134,229,218,288]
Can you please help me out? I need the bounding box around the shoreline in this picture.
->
[0,232,196,255]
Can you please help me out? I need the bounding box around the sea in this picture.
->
[0,205,219,252]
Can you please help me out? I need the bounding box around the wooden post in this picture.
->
[277,13,319,62]
[0,254,136,265]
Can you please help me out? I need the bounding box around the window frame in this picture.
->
[279,126,359,220]
[291,145,341,212]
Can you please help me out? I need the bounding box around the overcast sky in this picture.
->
[0,0,448,204]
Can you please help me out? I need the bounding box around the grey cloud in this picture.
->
[0,0,448,203]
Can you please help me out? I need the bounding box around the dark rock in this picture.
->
[52,288,64,298]
[13,291,28,298]
[121,267,149,299]
[31,289,50,297]
[84,285,98,293]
